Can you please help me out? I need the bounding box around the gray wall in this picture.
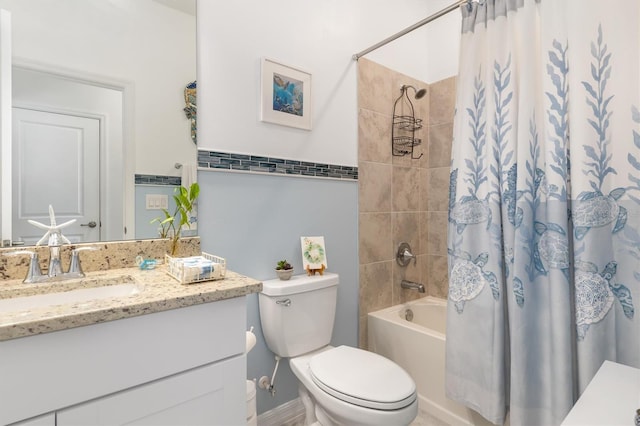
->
[197,170,358,414]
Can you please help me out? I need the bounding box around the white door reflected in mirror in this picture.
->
[12,108,100,244]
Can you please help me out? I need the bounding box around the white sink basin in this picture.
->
[0,283,142,313]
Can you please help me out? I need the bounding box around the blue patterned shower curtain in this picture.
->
[445,0,639,424]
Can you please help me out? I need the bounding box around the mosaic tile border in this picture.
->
[197,150,358,180]
[134,174,181,186]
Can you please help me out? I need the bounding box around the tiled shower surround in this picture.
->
[358,58,456,348]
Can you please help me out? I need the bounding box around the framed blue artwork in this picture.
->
[260,57,312,130]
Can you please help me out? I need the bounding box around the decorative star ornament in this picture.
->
[27,205,76,246]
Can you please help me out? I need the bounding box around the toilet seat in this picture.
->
[308,346,416,411]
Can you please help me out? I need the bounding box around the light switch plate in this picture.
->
[146,194,168,210]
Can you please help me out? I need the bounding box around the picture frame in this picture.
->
[260,57,312,130]
[301,236,327,270]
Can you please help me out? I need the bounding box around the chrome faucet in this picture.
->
[6,205,96,283]
[44,232,65,278]
[28,205,76,278]
[401,279,425,293]
[8,246,96,283]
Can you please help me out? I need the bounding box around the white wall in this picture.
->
[422,0,462,83]
[365,0,461,83]
[0,0,197,177]
[197,0,461,167]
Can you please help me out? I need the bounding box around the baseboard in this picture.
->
[257,397,306,426]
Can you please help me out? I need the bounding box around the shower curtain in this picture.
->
[445,0,639,424]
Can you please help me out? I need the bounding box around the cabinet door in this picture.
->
[9,413,55,426]
[57,355,246,426]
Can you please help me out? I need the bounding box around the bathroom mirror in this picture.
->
[0,0,197,245]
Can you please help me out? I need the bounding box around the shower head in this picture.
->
[402,84,427,100]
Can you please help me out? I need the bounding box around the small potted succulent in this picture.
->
[275,259,294,280]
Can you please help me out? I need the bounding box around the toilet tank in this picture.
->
[259,273,339,357]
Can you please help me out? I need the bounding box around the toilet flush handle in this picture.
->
[276,298,291,307]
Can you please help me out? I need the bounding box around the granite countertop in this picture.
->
[0,266,262,341]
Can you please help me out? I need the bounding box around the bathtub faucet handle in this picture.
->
[396,242,416,267]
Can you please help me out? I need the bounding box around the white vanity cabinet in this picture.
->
[57,356,244,425]
[1,297,247,426]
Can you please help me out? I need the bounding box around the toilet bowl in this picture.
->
[290,346,418,426]
[258,273,419,426]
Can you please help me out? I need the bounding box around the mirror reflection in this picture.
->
[0,0,197,245]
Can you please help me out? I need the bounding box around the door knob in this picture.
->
[80,221,97,228]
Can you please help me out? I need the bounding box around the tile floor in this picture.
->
[410,409,450,426]
[262,401,453,426]
[273,409,449,426]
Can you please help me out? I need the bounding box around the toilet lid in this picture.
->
[308,346,416,410]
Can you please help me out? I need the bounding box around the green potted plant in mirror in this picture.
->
[151,182,200,256]
[275,259,294,280]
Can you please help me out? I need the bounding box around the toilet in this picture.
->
[259,272,418,426]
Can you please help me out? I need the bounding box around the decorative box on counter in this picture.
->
[165,252,226,284]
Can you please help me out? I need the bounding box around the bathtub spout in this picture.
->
[400,280,425,293]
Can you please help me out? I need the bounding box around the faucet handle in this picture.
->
[6,250,43,283]
[68,246,98,277]
[396,242,417,266]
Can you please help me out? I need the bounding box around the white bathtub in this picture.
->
[368,297,491,426]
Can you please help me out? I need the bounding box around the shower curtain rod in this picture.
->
[352,0,469,61]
